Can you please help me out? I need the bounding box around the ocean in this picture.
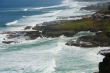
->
[0,0,96,31]
[0,0,107,73]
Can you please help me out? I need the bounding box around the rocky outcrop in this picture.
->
[24,30,41,40]
[66,35,98,47]
[24,26,32,30]
[2,40,15,44]
[33,25,76,37]
[66,32,110,47]
[82,2,110,11]
[42,30,75,37]
[98,49,110,73]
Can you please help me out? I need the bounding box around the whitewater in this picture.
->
[3,0,96,31]
[0,0,107,73]
[0,33,105,73]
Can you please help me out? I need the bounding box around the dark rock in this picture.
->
[94,72,99,73]
[7,32,24,39]
[66,32,110,47]
[2,40,14,44]
[108,5,110,10]
[24,30,41,40]
[82,2,110,11]
[66,38,98,47]
[99,49,110,73]
[32,25,45,30]
[105,32,110,37]
[24,26,32,30]
[66,35,98,47]
[98,49,110,57]
[42,30,75,37]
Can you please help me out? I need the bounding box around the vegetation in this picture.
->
[53,17,94,30]
[52,10,110,32]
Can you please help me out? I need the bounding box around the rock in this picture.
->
[24,26,32,30]
[2,40,14,44]
[105,32,110,37]
[7,33,22,39]
[42,30,75,37]
[94,72,99,73]
[66,35,98,47]
[108,5,110,10]
[98,49,110,56]
[66,40,79,46]
[66,32,110,47]
[66,38,98,48]
[24,30,41,40]
[82,2,110,11]
[99,49,110,73]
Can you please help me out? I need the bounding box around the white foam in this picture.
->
[23,8,28,11]
[0,38,59,73]
[5,0,96,31]
[30,0,74,11]
[12,10,62,27]
[6,20,18,26]
[31,4,65,10]
[86,48,104,63]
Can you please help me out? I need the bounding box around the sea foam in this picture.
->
[6,20,18,26]
[5,0,95,30]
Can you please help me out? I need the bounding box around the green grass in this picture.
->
[52,17,110,32]
[48,10,110,32]
[53,17,94,30]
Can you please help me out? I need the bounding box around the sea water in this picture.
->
[0,36,104,73]
[0,0,96,31]
[0,0,108,73]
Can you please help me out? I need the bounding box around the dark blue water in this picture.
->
[0,0,63,27]
[0,0,62,8]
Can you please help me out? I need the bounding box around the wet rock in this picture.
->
[94,72,99,73]
[24,26,32,30]
[82,2,110,11]
[66,32,110,47]
[99,49,110,73]
[42,30,75,37]
[108,5,110,10]
[2,40,14,44]
[66,35,97,47]
[24,30,41,40]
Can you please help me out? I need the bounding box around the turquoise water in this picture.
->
[0,36,103,73]
[0,0,107,73]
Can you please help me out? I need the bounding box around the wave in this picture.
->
[0,0,75,12]
[5,1,94,27]
[23,8,28,11]
[4,0,95,30]
[5,10,62,27]
[30,0,82,11]
[6,20,18,26]
[30,4,66,10]
[0,3,66,12]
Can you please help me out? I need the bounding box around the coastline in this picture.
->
[0,1,110,73]
[1,2,110,45]
[2,1,110,73]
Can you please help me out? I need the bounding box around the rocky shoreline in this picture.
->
[2,9,110,45]
[66,31,110,47]
[1,2,110,73]
[98,49,110,73]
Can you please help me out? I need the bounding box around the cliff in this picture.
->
[98,49,110,73]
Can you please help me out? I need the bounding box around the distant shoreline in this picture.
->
[1,2,110,45]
